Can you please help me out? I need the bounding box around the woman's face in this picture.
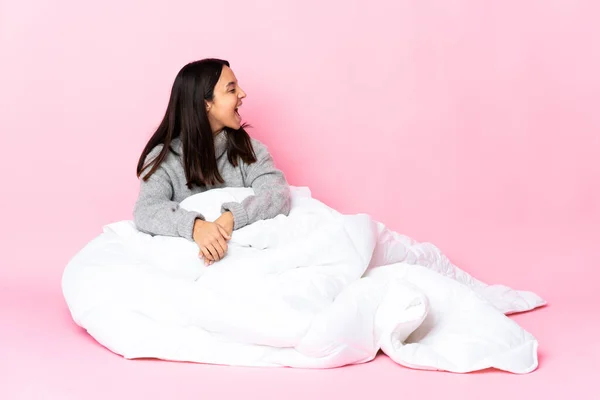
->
[206,65,246,133]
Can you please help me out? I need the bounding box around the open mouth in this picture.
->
[234,103,242,121]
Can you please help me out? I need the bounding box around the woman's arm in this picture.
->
[220,139,291,230]
[133,157,205,241]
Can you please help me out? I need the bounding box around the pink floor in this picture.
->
[1,290,597,399]
[1,226,598,400]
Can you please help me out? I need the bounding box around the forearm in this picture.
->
[220,138,291,230]
[134,198,203,240]
[221,181,291,230]
[133,164,204,240]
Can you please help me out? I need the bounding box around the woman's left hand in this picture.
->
[215,211,234,237]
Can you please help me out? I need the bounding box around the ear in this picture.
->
[205,100,212,113]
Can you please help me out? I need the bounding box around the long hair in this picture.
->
[136,58,256,188]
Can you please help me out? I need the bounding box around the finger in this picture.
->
[200,248,212,266]
[200,246,214,260]
[200,246,214,263]
[213,237,227,258]
[210,238,225,259]
[217,224,231,240]
[216,235,228,255]
[206,243,221,261]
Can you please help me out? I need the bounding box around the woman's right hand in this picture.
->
[192,219,231,265]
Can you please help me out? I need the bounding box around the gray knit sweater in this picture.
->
[133,130,291,241]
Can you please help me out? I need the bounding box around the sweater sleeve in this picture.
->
[220,140,291,230]
[133,153,205,241]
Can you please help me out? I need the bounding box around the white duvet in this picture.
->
[62,186,545,373]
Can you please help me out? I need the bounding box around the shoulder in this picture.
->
[249,137,272,160]
[140,139,183,180]
[145,138,182,164]
[145,143,164,162]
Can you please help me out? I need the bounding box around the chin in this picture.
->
[227,121,242,130]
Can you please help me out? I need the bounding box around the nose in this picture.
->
[238,87,247,99]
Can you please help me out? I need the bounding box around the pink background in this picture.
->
[1,0,598,399]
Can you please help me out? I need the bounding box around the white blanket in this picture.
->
[62,186,545,373]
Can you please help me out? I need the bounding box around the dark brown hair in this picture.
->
[136,58,256,188]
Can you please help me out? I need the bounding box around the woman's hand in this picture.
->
[215,211,234,237]
[192,219,230,265]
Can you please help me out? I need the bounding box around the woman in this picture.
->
[134,58,291,265]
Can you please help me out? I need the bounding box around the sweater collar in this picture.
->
[173,130,227,159]
[213,129,228,159]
